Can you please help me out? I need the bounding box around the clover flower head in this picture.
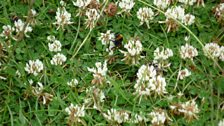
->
[178,0,197,6]
[48,39,62,52]
[179,100,200,120]
[215,3,224,17]
[203,42,220,59]
[31,81,53,105]
[65,103,85,122]
[165,6,185,20]
[73,0,91,9]
[98,30,115,45]
[218,119,224,126]
[137,7,154,27]
[149,109,171,126]
[118,0,135,13]
[0,25,15,39]
[85,8,100,29]
[154,47,173,60]
[67,79,79,87]
[25,59,44,76]
[87,61,108,85]
[180,43,198,60]
[54,7,73,30]
[134,64,167,96]
[14,19,32,37]
[103,109,129,124]
[219,46,224,61]
[178,68,191,80]
[153,0,170,10]
[120,38,143,65]
[50,53,67,65]
[182,14,195,25]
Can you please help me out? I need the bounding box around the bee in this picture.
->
[113,33,123,48]
[148,62,164,75]
[11,15,19,22]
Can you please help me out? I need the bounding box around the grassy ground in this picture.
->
[0,0,224,126]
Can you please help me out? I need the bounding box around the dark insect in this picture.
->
[113,33,123,48]
[47,9,56,15]
[11,15,19,22]
[148,62,164,75]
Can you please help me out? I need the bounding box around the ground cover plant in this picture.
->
[0,0,224,125]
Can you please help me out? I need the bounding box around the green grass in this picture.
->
[0,0,224,125]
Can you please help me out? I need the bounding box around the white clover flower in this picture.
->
[50,53,67,65]
[86,8,100,21]
[219,46,224,61]
[182,14,195,25]
[137,65,157,80]
[85,8,100,29]
[180,43,198,60]
[178,100,199,120]
[106,41,116,55]
[88,61,108,76]
[135,64,168,96]
[120,38,143,65]
[177,91,184,97]
[87,61,108,85]
[178,0,197,6]
[65,103,85,121]
[73,0,91,9]
[84,86,106,109]
[149,109,169,126]
[165,6,185,20]
[137,7,154,27]
[98,89,106,102]
[218,119,224,126]
[98,30,115,45]
[47,35,56,42]
[32,82,44,95]
[203,43,220,59]
[153,47,173,68]
[14,19,32,36]
[118,0,135,13]
[31,9,37,16]
[149,75,167,95]
[215,3,224,17]
[25,59,44,76]
[154,47,173,61]
[153,0,170,10]
[30,81,53,105]
[0,25,14,39]
[98,30,116,55]
[60,0,66,6]
[124,39,142,56]
[130,113,147,123]
[67,79,79,87]
[162,6,196,32]
[178,68,191,80]
[28,79,34,85]
[103,109,129,124]
[48,40,62,52]
[163,6,185,32]
[54,7,73,30]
